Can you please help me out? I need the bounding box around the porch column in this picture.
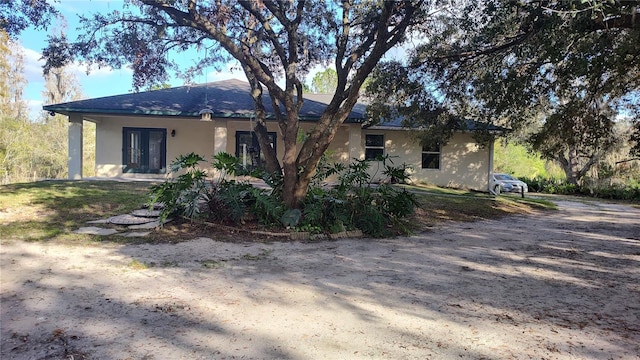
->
[487,137,495,192]
[213,123,227,155]
[68,113,83,179]
[348,124,363,161]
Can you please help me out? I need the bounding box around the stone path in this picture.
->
[73,203,168,238]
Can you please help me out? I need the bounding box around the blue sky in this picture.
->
[18,0,246,118]
[18,0,410,119]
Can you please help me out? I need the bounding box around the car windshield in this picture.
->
[495,174,515,181]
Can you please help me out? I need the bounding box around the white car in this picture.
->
[492,173,529,194]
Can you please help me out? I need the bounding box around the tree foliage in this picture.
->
[42,0,432,208]
[366,0,640,184]
[40,22,85,180]
[0,0,58,39]
[1,30,32,183]
[0,23,86,184]
[311,68,338,94]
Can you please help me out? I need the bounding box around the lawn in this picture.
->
[0,180,151,243]
[0,180,556,244]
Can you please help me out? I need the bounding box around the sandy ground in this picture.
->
[1,198,639,360]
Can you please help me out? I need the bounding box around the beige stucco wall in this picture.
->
[93,115,216,178]
[360,130,491,191]
[89,115,490,190]
[223,121,355,168]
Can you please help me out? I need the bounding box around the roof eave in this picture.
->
[364,124,508,133]
[43,106,367,123]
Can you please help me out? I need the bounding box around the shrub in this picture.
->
[207,180,254,224]
[298,155,419,237]
[520,176,640,201]
[149,153,209,221]
[149,152,419,236]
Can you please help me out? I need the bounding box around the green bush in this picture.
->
[149,153,209,221]
[520,176,640,201]
[149,152,419,236]
[298,155,419,237]
[207,180,254,224]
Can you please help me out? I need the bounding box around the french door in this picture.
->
[123,127,166,173]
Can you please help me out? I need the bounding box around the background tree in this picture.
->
[0,31,28,120]
[39,20,86,179]
[366,1,640,185]
[0,30,35,183]
[44,0,430,208]
[0,20,87,184]
[310,68,338,94]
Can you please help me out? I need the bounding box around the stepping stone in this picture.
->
[118,231,151,237]
[86,219,109,224]
[130,209,162,218]
[73,227,119,236]
[128,221,160,230]
[128,218,172,230]
[108,214,156,225]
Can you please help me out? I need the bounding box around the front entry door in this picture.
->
[123,127,166,173]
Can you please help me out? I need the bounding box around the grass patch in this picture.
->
[412,190,556,227]
[1,180,557,245]
[0,180,153,243]
[241,249,274,261]
[402,183,483,197]
[200,259,225,269]
[127,259,153,270]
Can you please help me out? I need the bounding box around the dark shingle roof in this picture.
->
[43,79,366,122]
[369,117,507,132]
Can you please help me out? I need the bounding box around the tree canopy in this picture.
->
[1,25,84,184]
[311,68,338,94]
[41,0,434,208]
[366,0,640,184]
[0,0,58,39]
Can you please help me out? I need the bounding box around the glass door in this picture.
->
[123,128,166,173]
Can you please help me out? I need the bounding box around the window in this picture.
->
[235,131,276,170]
[422,143,441,169]
[123,128,166,173]
[365,134,384,160]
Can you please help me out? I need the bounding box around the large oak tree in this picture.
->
[42,0,433,208]
[366,0,640,185]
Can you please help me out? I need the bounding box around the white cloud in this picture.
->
[22,47,46,84]
[207,67,247,83]
[27,99,45,121]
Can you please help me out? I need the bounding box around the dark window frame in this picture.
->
[421,143,441,169]
[122,127,167,174]
[235,131,277,170]
[365,134,385,161]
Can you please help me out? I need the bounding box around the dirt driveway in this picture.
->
[1,198,639,359]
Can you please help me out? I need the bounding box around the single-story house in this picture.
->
[43,79,500,191]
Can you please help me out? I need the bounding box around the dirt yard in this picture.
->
[1,198,639,359]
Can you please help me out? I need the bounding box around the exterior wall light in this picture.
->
[171,129,176,137]
[199,108,213,121]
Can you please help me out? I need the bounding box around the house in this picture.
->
[43,79,500,191]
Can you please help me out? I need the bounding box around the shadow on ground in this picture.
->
[1,199,639,359]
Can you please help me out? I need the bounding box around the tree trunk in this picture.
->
[558,144,604,186]
[559,146,581,185]
[281,102,302,209]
